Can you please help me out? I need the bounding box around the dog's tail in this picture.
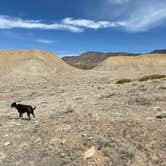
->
[32,106,36,110]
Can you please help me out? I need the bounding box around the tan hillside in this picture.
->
[94,54,166,77]
[0,50,79,77]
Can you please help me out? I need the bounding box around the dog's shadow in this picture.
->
[8,117,30,121]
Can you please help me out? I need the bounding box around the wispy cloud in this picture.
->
[36,38,55,44]
[122,3,166,32]
[63,0,166,32]
[98,0,166,31]
[1,0,166,34]
[0,15,83,32]
[63,17,125,29]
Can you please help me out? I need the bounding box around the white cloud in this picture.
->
[63,17,125,29]
[0,15,83,32]
[122,4,166,31]
[1,0,166,35]
[126,1,166,31]
[86,0,166,32]
[36,39,55,44]
[63,0,166,32]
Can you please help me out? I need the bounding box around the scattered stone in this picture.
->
[60,153,66,158]
[16,123,21,126]
[18,142,30,150]
[159,86,166,90]
[49,137,59,145]
[84,146,96,160]
[88,136,93,140]
[74,96,82,100]
[153,107,162,112]
[150,153,159,162]
[84,146,105,166]
[82,133,87,137]
[155,112,166,119]
[64,104,74,113]
[33,138,42,144]
[60,139,66,145]
[4,141,11,146]
[3,134,9,137]
[0,151,7,160]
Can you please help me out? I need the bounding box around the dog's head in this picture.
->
[11,102,17,108]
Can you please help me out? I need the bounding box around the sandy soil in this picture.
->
[0,50,166,166]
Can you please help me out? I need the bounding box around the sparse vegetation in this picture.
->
[116,78,132,84]
[138,74,166,82]
[115,74,166,84]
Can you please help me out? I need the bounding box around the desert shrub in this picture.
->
[138,74,166,82]
[116,78,132,84]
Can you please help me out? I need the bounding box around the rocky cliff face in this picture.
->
[62,51,140,69]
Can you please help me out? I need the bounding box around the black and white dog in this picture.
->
[11,102,36,120]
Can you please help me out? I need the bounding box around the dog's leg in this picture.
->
[31,110,35,118]
[19,112,23,119]
[27,112,31,120]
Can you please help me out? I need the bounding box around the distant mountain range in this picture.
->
[62,49,166,70]
[62,51,140,69]
[150,49,166,54]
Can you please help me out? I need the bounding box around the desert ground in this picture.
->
[0,50,166,166]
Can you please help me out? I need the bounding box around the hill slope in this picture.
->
[0,50,77,75]
[94,54,166,77]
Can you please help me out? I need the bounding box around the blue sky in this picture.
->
[0,0,166,56]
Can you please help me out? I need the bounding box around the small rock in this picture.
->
[155,112,166,119]
[84,146,105,165]
[153,107,162,112]
[4,141,11,146]
[64,104,74,113]
[82,133,87,137]
[159,86,166,89]
[60,139,66,145]
[88,136,93,140]
[18,142,30,150]
[3,134,9,137]
[0,151,7,160]
[150,153,159,162]
[33,138,42,144]
[84,146,96,159]
[60,153,66,158]
[49,138,59,145]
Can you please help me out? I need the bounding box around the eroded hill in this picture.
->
[94,54,166,78]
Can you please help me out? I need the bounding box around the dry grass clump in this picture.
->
[138,74,166,82]
[116,78,132,84]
